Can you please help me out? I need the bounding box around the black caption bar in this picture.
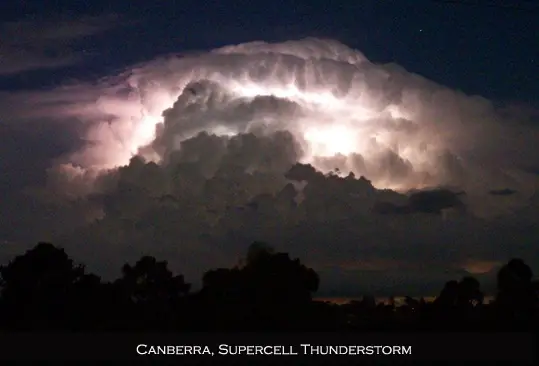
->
[0,332,535,362]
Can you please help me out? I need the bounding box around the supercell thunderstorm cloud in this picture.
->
[3,38,539,294]
[48,39,533,190]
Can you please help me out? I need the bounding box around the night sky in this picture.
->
[1,0,538,297]
[1,0,537,102]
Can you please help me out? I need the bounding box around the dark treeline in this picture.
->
[0,241,538,332]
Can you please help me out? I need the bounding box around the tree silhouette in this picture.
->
[434,277,483,309]
[113,256,191,330]
[200,267,247,328]
[0,241,536,332]
[241,244,319,329]
[245,241,275,265]
[457,276,484,307]
[116,256,190,304]
[435,280,459,307]
[199,242,320,329]
[496,258,537,320]
[242,246,319,304]
[0,243,87,329]
[202,267,242,299]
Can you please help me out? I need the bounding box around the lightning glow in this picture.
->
[303,125,359,157]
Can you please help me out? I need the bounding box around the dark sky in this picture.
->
[1,0,538,296]
[1,0,538,104]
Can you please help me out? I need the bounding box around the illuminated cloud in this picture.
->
[11,38,534,197]
[2,38,539,295]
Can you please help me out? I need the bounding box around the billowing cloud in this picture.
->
[1,38,538,296]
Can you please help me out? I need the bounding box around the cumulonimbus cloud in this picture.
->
[2,38,539,294]
[13,38,533,193]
